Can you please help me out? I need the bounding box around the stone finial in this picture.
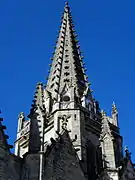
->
[111,101,119,127]
[101,110,106,118]
[65,1,68,6]
[112,101,118,114]
[18,112,25,120]
[65,1,70,10]
[17,112,25,132]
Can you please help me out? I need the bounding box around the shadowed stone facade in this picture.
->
[0,2,135,180]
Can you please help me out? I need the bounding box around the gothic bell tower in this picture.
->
[43,3,102,175]
[15,2,102,179]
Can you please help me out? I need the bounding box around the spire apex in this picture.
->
[65,1,68,6]
[112,101,116,107]
[46,0,91,102]
[65,1,69,7]
[64,1,70,12]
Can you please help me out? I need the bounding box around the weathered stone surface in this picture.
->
[44,131,86,180]
[0,2,134,180]
[0,147,21,180]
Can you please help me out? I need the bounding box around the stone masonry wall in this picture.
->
[44,131,86,180]
[0,147,21,180]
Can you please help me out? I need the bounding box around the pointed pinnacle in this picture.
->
[112,101,117,113]
[65,1,70,12]
[65,1,68,7]
[112,101,115,106]
[101,110,106,117]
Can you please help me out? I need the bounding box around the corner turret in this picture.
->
[100,106,123,180]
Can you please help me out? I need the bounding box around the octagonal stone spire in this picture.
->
[46,2,90,101]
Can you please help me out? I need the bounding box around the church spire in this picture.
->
[46,2,89,101]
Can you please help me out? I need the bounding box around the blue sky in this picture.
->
[0,0,135,160]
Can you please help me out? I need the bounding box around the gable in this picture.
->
[44,131,86,180]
